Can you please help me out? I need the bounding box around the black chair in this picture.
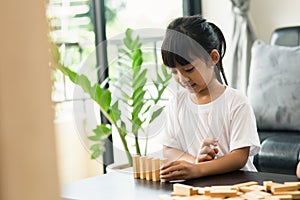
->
[252,26,300,175]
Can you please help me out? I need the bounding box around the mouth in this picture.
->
[184,83,197,89]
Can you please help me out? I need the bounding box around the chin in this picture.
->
[186,87,199,93]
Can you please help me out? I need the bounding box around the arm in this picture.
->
[160,146,249,181]
[164,138,219,164]
[163,145,195,163]
[297,162,300,179]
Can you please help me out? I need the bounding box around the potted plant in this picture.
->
[51,28,171,166]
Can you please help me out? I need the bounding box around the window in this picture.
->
[48,0,197,182]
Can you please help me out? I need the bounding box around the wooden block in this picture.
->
[272,191,300,199]
[239,186,253,193]
[191,187,199,195]
[209,189,238,198]
[160,158,168,183]
[271,184,299,193]
[145,157,153,180]
[242,191,271,199]
[234,181,258,189]
[210,185,238,190]
[197,187,206,195]
[173,183,193,196]
[284,182,300,190]
[239,185,266,192]
[152,158,160,181]
[203,187,211,195]
[132,155,140,179]
[249,185,267,191]
[265,195,293,200]
[225,197,246,200]
[264,181,283,192]
[139,156,147,179]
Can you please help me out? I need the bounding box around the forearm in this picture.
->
[163,145,195,163]
[194,147,250,178]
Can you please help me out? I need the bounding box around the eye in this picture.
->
[185,67,194,73]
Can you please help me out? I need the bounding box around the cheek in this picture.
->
[173,75,185,87]
[194,68,212,84]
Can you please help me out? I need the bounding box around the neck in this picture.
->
[191,80,226,105]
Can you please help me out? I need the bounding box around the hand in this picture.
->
[160,160,199,181]
[196,138,219,163]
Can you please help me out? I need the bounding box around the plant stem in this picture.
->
[144,128,149,156]
[118,129,132,166]
[134,135,141,156]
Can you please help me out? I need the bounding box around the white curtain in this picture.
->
[229,0,256,94]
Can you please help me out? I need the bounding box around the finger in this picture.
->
[160,162,182,175]
[201,138,218,148]
[214,148,219,154]
[160,161,172,170]
[207,149,217,158]
[197,154,214,162]
[160,169,186,181]
[199,146,211,154]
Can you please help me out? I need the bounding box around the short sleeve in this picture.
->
[229,101,261,156]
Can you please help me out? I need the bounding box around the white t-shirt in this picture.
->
[162,86,261,171]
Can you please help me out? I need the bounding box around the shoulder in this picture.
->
[225,86,249,105]
[224,87,253,114]
[168,89,189,106]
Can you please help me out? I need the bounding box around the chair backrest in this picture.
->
[270,26,300,46]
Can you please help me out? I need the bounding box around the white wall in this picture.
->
[202,0,300,85]
[202,0,300,43]
[251,0,300,43]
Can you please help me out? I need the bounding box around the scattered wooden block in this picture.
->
[272,191,300,199]
[209,189,238,198]
[132,155,140,179]
[265,194,293,200]
[284,182,300,190]
[210,185,238,190]
[203,187,211,195]
[172,183,194,196]
[271,184,299,193]
[242,191,271,199]
[264,181,283,192]
[161,180,300,199]
[239,185,266,192]
[234,181,258,189]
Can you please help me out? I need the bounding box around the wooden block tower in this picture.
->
[132,155,168,182]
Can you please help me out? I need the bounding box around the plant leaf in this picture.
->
[99,89,111,112]
[149,106,165,123]
[110,101,121,122]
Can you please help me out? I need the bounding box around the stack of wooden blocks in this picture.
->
[159,181,300,199]
[132,155,168,182]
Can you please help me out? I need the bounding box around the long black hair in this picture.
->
[161,15,228,85]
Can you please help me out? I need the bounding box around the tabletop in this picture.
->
[61,170,299,200]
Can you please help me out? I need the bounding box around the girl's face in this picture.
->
[170,58,215,94]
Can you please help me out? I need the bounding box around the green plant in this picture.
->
[52,28,171,166]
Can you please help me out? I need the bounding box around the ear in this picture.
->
[210,49,220,65]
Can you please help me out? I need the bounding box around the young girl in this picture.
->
[160,15,261,181]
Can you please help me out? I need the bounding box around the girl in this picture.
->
[160,15,261,181]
